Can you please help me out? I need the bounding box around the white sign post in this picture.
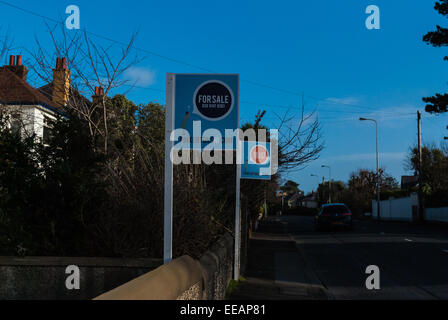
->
[164,74,175,264]
[234,140,242,281]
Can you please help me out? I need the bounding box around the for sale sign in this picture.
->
[241,141,272,180]
[168,74,239,150]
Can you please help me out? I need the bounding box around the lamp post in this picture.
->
[281,192,287,213]
[321,165,332,203]
[360,117,380,220]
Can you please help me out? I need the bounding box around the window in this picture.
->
[43,116,54,145]
[11,118,21,136]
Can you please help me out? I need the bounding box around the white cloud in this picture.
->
[325,152,407,163]
[124,67,156,87]
[324,97,360,105]
[362,104,416,122]
[320,98,417,123]
[319,103,418,128]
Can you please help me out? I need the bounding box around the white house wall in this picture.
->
[372,193,418,222]
[4,104,57,141]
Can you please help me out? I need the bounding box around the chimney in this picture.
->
[52,57,71,107]
[92,86,104,104]
[4,54,28,80]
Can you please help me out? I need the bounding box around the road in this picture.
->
[229,218,328,300]
[230,216,448,300]
[287,215,448,299]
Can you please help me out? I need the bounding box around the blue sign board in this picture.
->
[240,141,272,180]
[170,74,239,149]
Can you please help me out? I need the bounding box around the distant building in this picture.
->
[0,54,94,143]
[0,55,68,143]
[298,192,318,209]
[287,193,302,208]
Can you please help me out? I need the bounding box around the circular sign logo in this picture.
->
[250,145,269,165]
[194,80,234,121]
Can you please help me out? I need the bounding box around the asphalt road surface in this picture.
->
[286,216,448,299]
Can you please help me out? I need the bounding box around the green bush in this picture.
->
[380,189,412,200]
[0,112,106,256]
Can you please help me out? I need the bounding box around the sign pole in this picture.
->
[234,77,241,281]
[234,161,241,281]
[164,74,175,264]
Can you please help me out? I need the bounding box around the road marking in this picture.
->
[404,239,413,242]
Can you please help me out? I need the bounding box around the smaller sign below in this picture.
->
[241,141,272,180]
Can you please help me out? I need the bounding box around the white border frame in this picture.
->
[164,73,175,264]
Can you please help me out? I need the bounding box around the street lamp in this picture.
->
[281,192,287,213]
[321,165,332,203]
[360,117,380,220]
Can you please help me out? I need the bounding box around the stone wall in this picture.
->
[199,232,234,300]
[0,257,162,300]
[1,231,234,300]
[95,232,235,300]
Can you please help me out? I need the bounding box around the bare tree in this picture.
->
[0,27,13,107]
[0,27,13,64]
[271,105,323,172]
[27,23,140,154]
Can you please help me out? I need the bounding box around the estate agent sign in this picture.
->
[165,74,241,280]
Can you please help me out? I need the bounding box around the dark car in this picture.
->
[315,203,353,231]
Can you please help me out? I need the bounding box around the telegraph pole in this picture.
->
[360,117,380,220]
[321,165,332,203]
[417,111,423,222]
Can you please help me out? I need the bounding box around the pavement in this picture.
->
[228,218,328,300]
[230,215,448,300]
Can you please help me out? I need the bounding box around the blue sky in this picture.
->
[1,0,448,192]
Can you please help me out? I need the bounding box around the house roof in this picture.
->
[39,82,91,110]
[0,67,64,115]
